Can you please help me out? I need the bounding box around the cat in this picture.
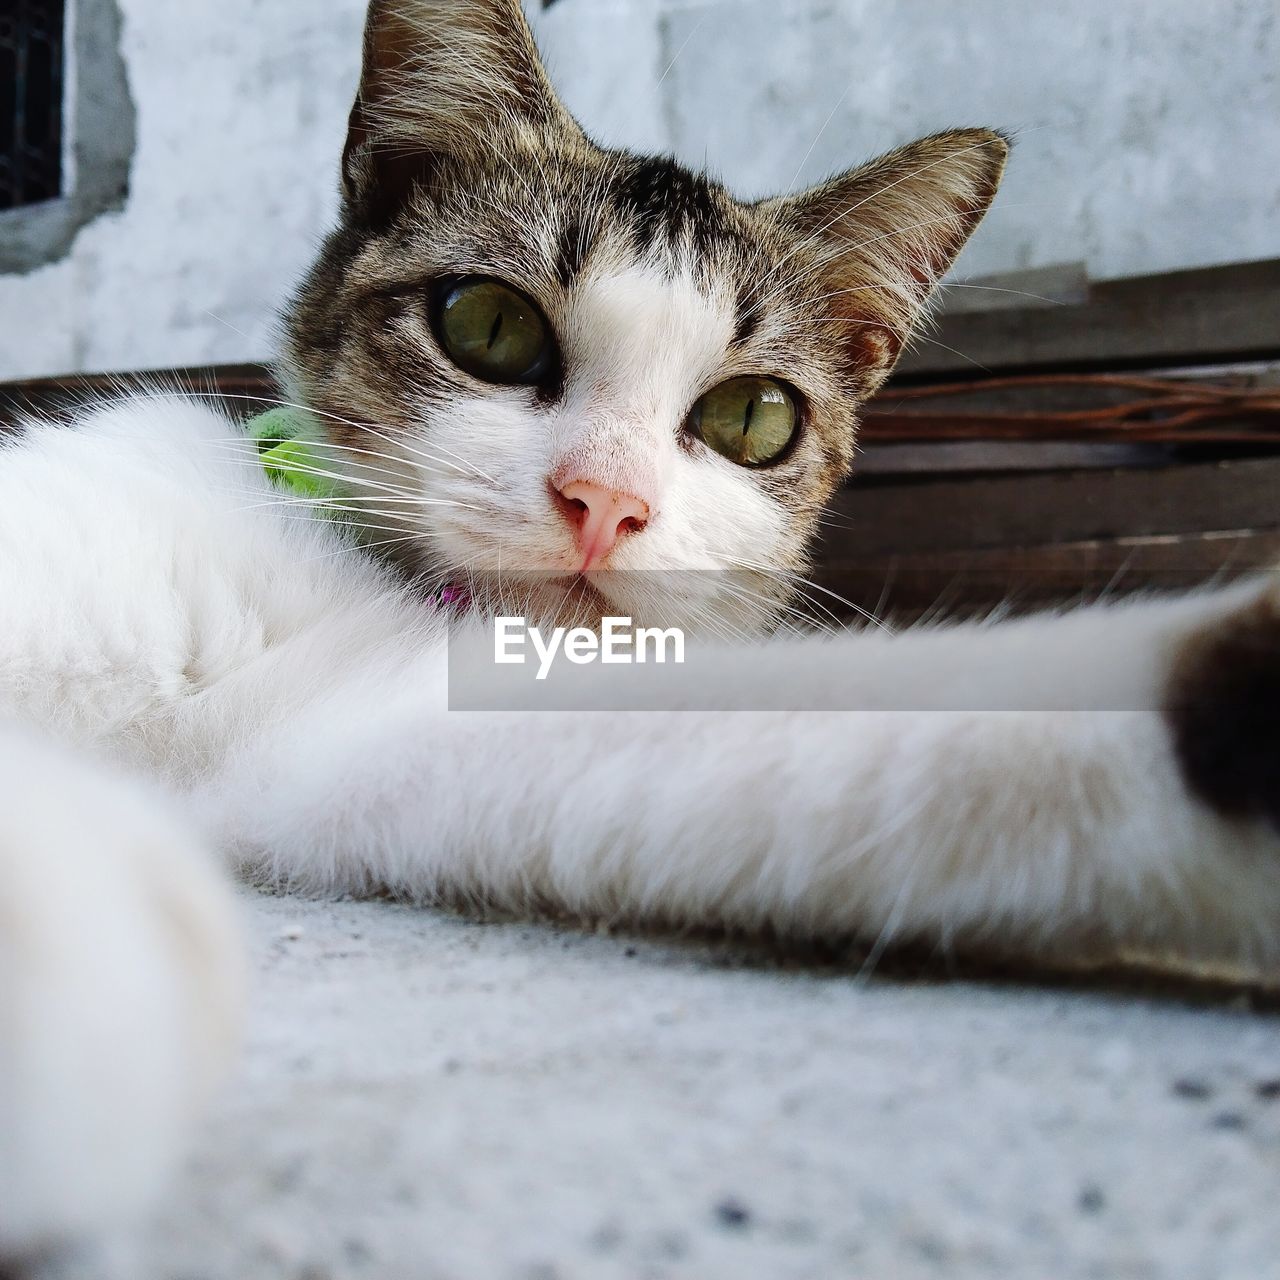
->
[2,0,1278,1261]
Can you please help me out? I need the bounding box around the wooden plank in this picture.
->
[0,364,275,428]
[812,530,1280,625]
[898,259,1280,378]
[854,441,1168,476]
[939,262,1089,315]
[826,457,1280,556]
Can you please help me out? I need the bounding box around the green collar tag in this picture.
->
[249,407,340,500]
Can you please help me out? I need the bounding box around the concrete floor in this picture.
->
[58,891,1280,1280]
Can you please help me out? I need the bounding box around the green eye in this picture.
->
[436,278,554,384]
[692,376,798,466]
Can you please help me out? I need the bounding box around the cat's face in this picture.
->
[284,0,1006,631]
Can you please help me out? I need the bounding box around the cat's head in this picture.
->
[283,0,1006,630]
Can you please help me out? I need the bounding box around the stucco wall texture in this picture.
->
[1,0,1277,381]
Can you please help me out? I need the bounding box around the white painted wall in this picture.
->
[2,0,1278,381]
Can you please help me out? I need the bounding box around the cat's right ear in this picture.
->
[342,0,582,217]
[761,129,1008,388]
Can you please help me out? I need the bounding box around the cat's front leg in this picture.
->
[0,729,243,1264]
[205,578,1280,973]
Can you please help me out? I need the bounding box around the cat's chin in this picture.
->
[414,539,790,633]
[442,567,786,637]
[440,569,613,630]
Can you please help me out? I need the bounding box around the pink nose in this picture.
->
[553,479,651,571]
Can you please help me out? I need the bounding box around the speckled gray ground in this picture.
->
[65,891,1280,1280]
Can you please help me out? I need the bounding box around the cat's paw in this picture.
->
[0,731,243,1264]
[1166,582,1280,831]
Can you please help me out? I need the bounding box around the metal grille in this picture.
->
[0,0,65,211]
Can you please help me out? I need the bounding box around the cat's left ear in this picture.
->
[763,128,1008,384]
[342,0,582,215]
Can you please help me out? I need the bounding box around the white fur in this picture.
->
[0,726,241,1255]
[2,397,1278,1256]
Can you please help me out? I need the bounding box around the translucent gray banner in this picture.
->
[443,569,1268,712]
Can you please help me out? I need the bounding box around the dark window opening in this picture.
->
[0,0,65,212]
